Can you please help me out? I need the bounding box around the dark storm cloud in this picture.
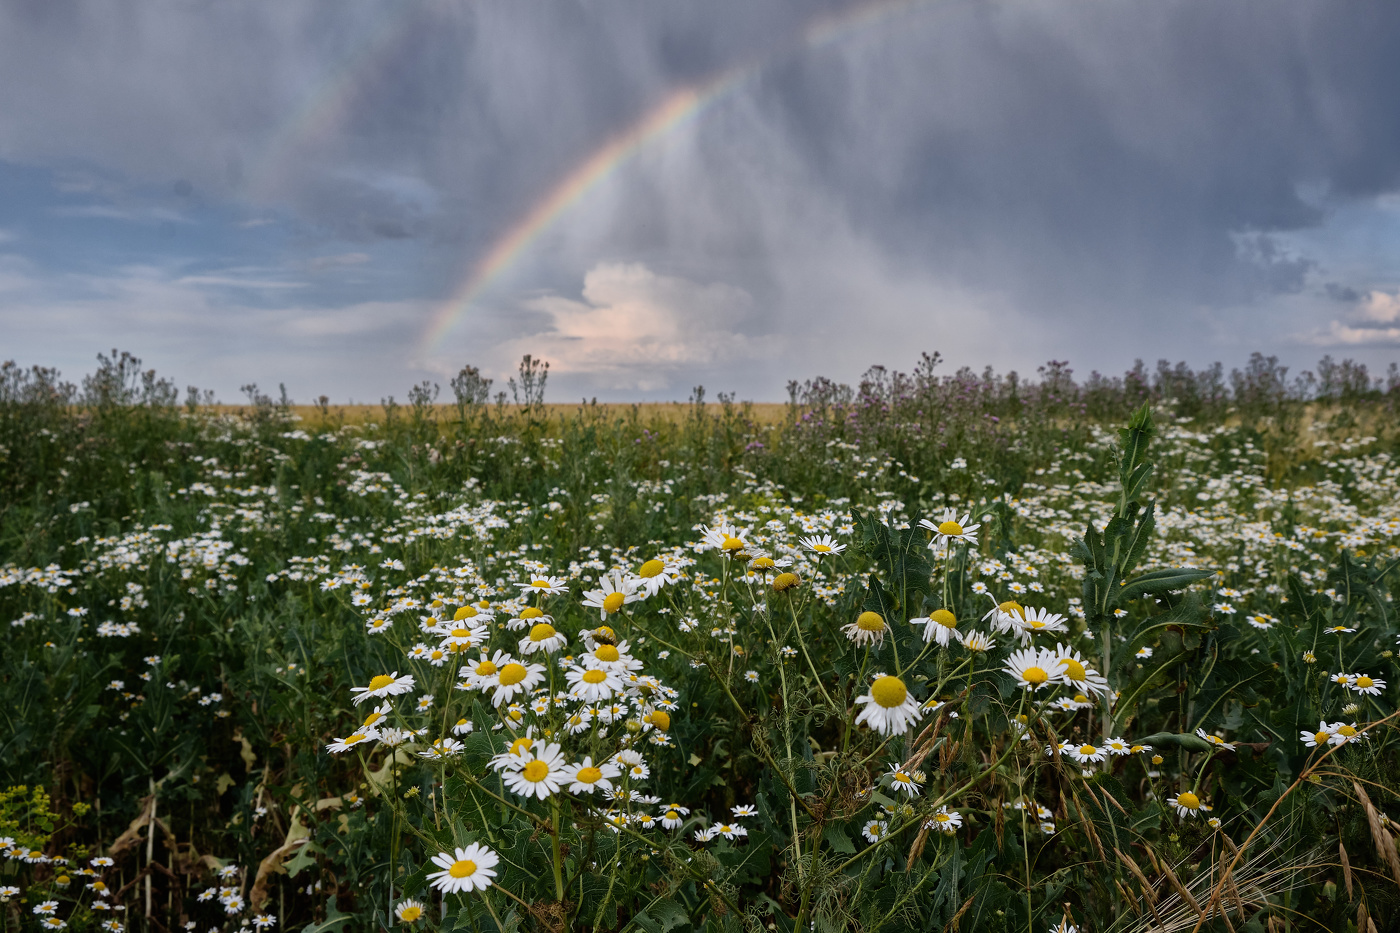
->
[1,0,1399,399]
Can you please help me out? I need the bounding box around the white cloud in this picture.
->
[0,262,434,401]
[500,262,766,391]
[1305,290,1400,347]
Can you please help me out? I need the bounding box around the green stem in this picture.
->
[550,797,565,902]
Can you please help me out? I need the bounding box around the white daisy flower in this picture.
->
[1348,674,1386,696]
[862,819,889,843]
[518,621,567,655]
[349,672,415,705]
[1067,742,1106,764]
[394,899,426,923]
[698,523,748,553]
[1005,647,1064,692]
[1167,791,1204,819]
[886,768,924,797]
[1195,728,1235,751]
[582,640,644,676]
[1301,721,1333,749]
[634,558,681,596]
[799,534,846,556]
[961,631,995,652]
[1327,721,1362,745]
[501,743,567,799]
[1051,644,1110,696]
[460,650,512,691]
[560,756,620,794]
[418,737,464,759]
[920,510,980,551]
[426,843,498,894]
[506,606,550,632]
[325,730,379,754]
[983,600,1025,634]
[926,807,962,834]
[516,576,568,596]
[490,661,546,707]
[843,611,889,647]
[854,675,924,735]
[911,609,962,647]
[581,572,641,619]
[1015,607,1068,644]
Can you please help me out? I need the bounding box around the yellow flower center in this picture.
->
[930,609,957,629]
[721,535,745,550]
[57,876,69,885]
[1059,658,1087,681]
[647,711,671,731]
[813,543,832,552]
[639,559,665,578]
[400,906,422,922]
[498,663,528,686]
[448,859,477,878]
[531,579,551,588]
[666,810,680,820]
[1176,791,1199,810]
[521,607,544,619]
[998,600,1025,619]
[1356,676,1374,689]
[773,572,799,591]
[870,675,908,709]
[451,627,470,638]
[475,660,497,676]
[1023,666,1049,685]
[1078,745,1097,756]
[453,606,477,620]
[577,766,603,783]
[1314,731,1330,745]
[594,645,621,663]
[522,760,549,782]
[363,711,384,727]
[582,669,608,684]
[1073,694,1089,704]
[753,556,776,569]
[346,733,367,745]
[603,592,626,613]
[894,771,909,782]
[367,675,395,691]
[934,813,950,823]
[1338,724,1358,737]
[937,520,965,537]
[529,623,557,642]
[509,737,533,755]
[856,611,886,632]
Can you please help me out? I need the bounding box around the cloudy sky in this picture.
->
[3,0,1400,402]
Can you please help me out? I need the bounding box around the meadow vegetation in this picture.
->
[2,349,1399,933]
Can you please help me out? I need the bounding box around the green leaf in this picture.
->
[647,898,691,932]
[300,895,353,933]
[284,840,319,878]
[1119,567,1214,603]
[823,823,856,854]
[1138,731,1214,753]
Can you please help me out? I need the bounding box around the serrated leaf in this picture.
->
[823,823,856,854]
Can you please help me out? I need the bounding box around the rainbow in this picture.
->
[244,11,421,203]
[418,68,750,351]
[415,0,950,352]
